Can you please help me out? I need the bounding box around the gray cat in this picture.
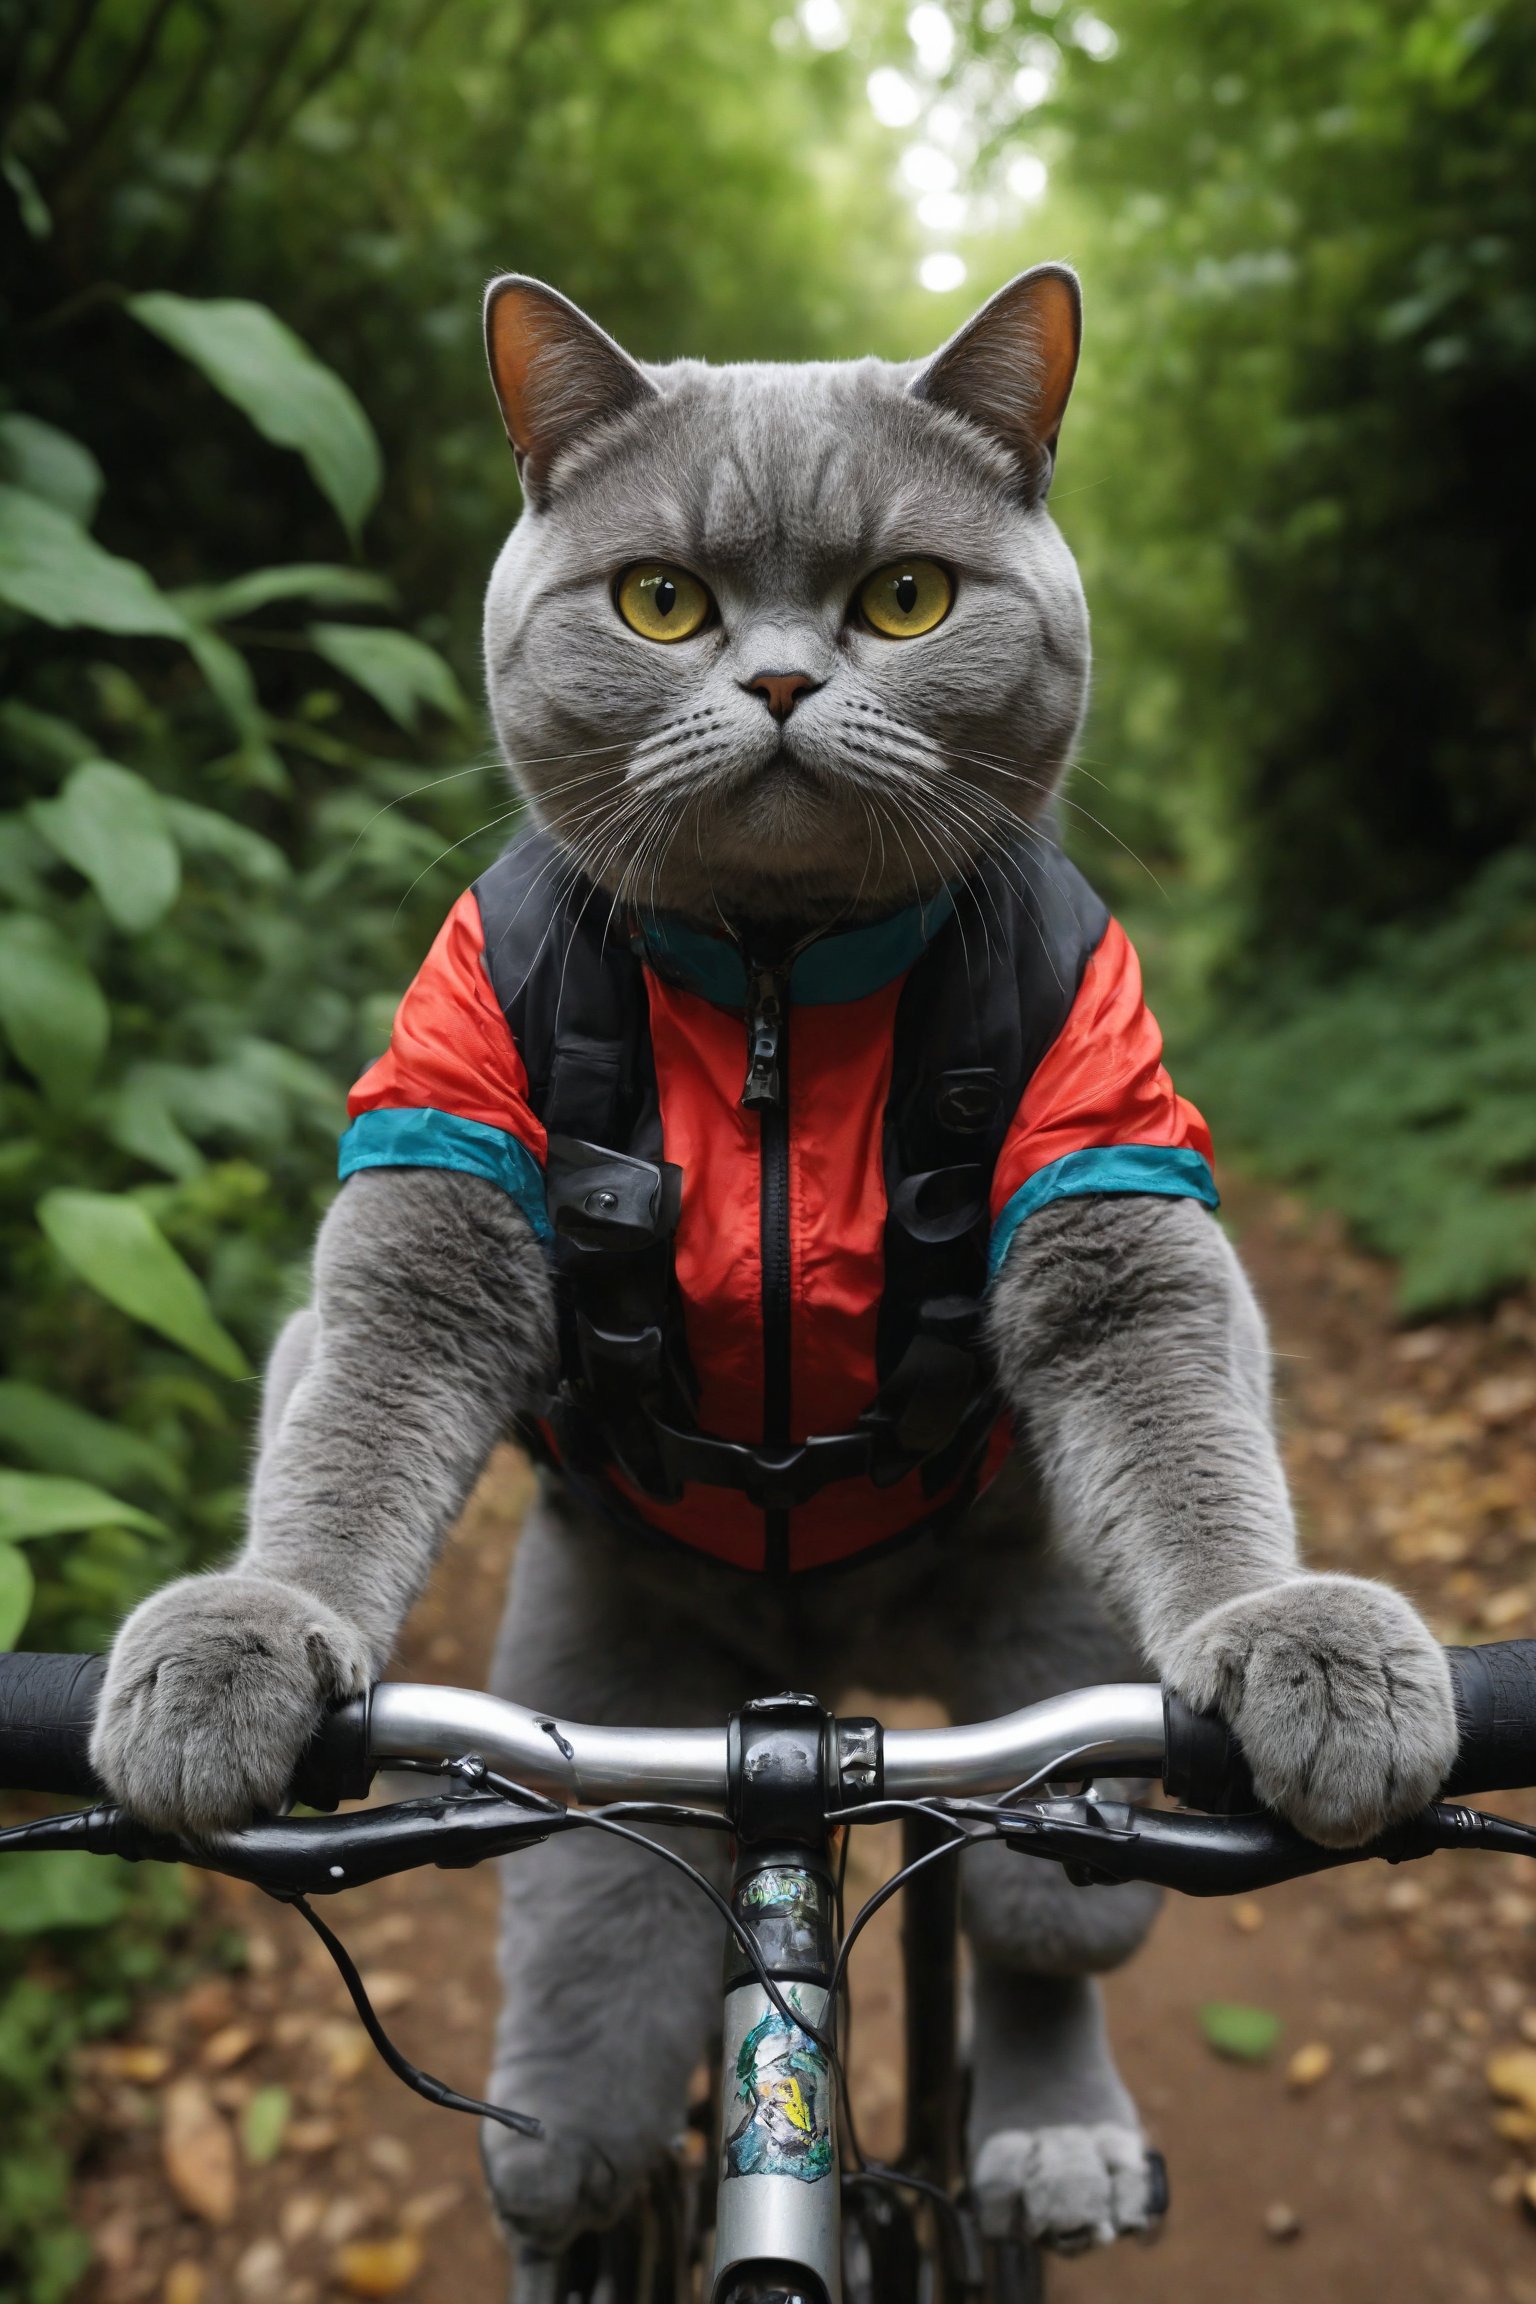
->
[92,267,1457,2263]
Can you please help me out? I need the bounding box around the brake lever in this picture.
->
[970,1793,1536,1895]
[0,1792,562,1896]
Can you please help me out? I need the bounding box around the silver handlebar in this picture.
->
[366,1681,1169,1808]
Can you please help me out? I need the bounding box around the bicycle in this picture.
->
[2,1640,1536,2302]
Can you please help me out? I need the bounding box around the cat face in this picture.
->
[481,270,1090,929]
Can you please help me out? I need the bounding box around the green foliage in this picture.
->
[1179,852,1536,1316]
[128,294,383,544]
[0,4,922,2291]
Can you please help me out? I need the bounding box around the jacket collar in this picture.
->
[635,884,956,1008]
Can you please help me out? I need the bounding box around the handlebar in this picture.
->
[5,1641,1536,1816]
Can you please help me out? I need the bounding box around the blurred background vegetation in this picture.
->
[0,0,1532,2290]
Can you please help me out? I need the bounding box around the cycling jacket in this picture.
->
[338,825,1216,1575]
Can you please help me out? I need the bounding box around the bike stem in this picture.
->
[711,1694,849,2304]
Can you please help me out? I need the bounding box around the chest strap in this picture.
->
[528,1137,995,1514]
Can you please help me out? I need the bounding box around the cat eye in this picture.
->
[857,558,953,640]
[615,562,713,644]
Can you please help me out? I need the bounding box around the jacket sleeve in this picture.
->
[988,917,1217,1280]
[337,888,551,1241]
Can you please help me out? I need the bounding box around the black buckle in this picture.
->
[545,1135,681,1251]
[650,1419,874,1511]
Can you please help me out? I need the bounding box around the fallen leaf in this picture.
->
[1481,1586,1533,1631]
[400,2184,463,2234]
[358,1970,414,2014]
[321,2019,372,2084]
[1494,2107,1536,2146]
[284,2116,340,2155]
[1488,2049,1536,2116]
[1264,2201,1302,2242]
[1352,2044,1395,2082]
[242,2083,291,2165]
[88,2041,171,2085]
[364,2133,413,2178]
[243,1930,280,1978]
[180,1978,236,2033]
[1521,2010,1536,2046]
[335,2235,423,2298]
[1472,1376,1536,1429]
[1230,1901,1264,1935]
[1286,2042,1333,2091]
[1383,1879,1426,1917]
[234,2237,285,2303]
[161,2076,238,2224]
[201,2023,259,2072]
[163,2265,204,2304]
[1200,2001,1282,2063]
[281,2191,326,2246]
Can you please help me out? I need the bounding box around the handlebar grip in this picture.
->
[1442,1640,1536,1796]
[0,1652,108,1797]
[1165,1639,1536,1814]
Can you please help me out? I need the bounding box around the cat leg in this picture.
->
[893,1517,1160,2253]
[480,1485,742,2254]
[256,1306,317,1453]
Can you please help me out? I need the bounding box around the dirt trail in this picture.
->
[69,1186,1536,2304]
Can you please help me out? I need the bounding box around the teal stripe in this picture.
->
[638,884,955,1008]
[988,1145,1219,1281]
[338,1107,552,1242]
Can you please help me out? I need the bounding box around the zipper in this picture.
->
[742,958,792,1577]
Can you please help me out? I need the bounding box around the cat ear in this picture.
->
[484,275,656,497]
[911,263,1081,494]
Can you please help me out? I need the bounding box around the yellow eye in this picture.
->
[857,558,953,639]
[615,562,712,643]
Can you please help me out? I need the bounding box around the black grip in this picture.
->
[1443,1640,1536,1795]
[0,1653,108,1797]
[0,1654,375,1810]
[1165,1639,1536,1814]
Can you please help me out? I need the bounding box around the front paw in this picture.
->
[91,1572,371,1834]
[973,2123,1152,2253]
[1164,1575,1457,1847]
[481,2121,619,2253]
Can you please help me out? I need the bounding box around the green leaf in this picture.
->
[241,2084,292,2165]
[2,153,50,242]
[0,1472,167,1544]
[106,1072,207,1181]
[0,912,110,1104]
[129,294,382,542]
[0,416,103,525]
[175,565,394,623]
[1199,2001,1282,2062]
[0,701,96,774]
[310,623,467,730]
[29,761,180,933]
[0,1382,183,1496]
[36,1190,251,1379]
[160,800,288,888]
[0,1546,34,1650]
[0,1851,130,1934]
[0,486,186,636]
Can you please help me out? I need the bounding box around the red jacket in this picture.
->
[341,828,1214,1575]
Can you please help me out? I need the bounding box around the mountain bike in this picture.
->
[3,1639,1536,2302]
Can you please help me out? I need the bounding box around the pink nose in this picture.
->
[746,671,818,722]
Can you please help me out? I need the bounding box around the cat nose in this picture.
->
[745,671,819,722]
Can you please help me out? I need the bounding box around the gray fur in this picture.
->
[93,272,1454,2258]
[989,1194,1457,1844]
[482,290,1088,928]
[92,1168,554,1830]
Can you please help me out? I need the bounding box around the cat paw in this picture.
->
[481,2122,619,2251]
[972,2122,1152,2253]
[91,1571,371,1835]
[1163,1573,1458,1848]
